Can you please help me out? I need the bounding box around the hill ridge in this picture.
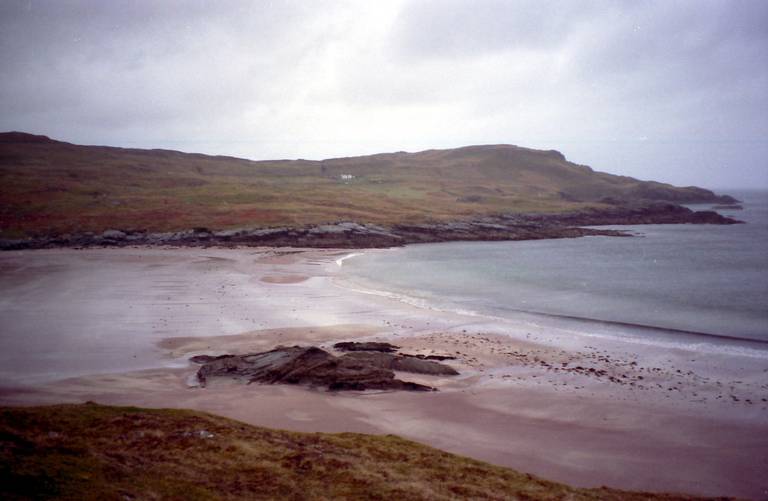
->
[0,131,737,239]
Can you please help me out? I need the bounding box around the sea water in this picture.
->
[341,190,768,346]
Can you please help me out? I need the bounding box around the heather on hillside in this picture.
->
[0,133,733,238]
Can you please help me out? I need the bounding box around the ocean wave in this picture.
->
[333,275,768,360]
[335,252,364,267]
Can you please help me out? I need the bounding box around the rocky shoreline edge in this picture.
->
[0,202,742,251]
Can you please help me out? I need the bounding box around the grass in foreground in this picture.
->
[0,403,713,500]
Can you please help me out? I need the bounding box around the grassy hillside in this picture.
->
[0,132,732,238]
[0,403,709,500]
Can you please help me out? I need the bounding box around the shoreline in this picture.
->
[335,244,768,353]
[0,246,766,498]
[336,264,768,351]
[0,202,741,251]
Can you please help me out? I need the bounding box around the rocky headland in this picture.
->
[0,202,742,250]
[0,132,742,248]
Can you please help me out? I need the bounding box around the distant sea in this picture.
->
[341,190,768,347]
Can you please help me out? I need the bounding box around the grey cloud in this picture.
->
[390,0,599,60]
[573,2,768,81]
[0,0,765,188]
[0,0,321,129]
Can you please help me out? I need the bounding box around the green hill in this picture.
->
[0,132,733,238]
[0,404,709,500]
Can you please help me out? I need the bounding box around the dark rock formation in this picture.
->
[408,354,457,361]
[341,352,460,376]
[189,354,231,364]
[0,203,744,251]
[713,204,744,210]
[333,341,400,353]
[526,203,741,226]
[195,346,443,391]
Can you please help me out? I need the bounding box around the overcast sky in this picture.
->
[1,0,766,189]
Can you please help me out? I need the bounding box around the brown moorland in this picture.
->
[0,132,734,238]
[0,403,718,500]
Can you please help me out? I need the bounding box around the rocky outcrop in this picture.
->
[192,346,455,391]
[0,203,743,251]
[522,203,740,226]
[333,341,400,353]
[406,354,457,361]
[341,352,460,376]
[622,183,738,205]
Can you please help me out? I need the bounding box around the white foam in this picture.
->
[335,252,364,267]
[333,276,768,361]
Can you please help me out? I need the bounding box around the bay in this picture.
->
[341,190,768,344]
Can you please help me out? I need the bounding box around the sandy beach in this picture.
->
[0,247,766,499]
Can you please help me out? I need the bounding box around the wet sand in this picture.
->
[0,247,767,499]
